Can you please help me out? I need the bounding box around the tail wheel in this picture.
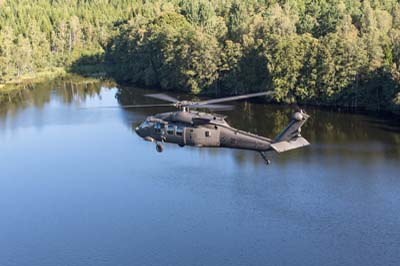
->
[259,151,271,165]
[156,143,163,153]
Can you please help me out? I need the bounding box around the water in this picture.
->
[1,77,400,266]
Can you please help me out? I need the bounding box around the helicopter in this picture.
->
[125,91,309,164]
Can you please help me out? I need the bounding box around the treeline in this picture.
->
[0,0,137,78]
[105,0,400,112]
[1,1,400,112]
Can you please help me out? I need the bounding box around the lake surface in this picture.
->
[1,76,400,266]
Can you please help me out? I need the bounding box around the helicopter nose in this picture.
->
[135,126,142,137]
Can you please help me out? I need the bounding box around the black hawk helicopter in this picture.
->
[123,91,310,165]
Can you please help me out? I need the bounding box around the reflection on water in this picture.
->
[1,76,400,266]
[0,76,118,131]
[0,75,113,113]
[1,77,400,166]
[116,86,400,165]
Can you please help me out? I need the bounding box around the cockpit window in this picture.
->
[154,122,162,133]
[154,123,159,129]
[139,120,149,129]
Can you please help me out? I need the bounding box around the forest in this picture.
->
[1,0,400,113]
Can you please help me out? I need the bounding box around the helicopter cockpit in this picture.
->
[138,120,150,129]
[135,119,153,139]
[135,117,167,139]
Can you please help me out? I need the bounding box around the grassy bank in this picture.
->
[0,68,67,91]
[0,66,103,93]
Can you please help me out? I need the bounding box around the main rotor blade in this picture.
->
[121,103,175,108]
[80,103,175,109]
[145,93,178,103]
[196,91,276,105]
[189,104,235,111]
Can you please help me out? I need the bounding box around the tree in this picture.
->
[218,40,243,95]
[0,26,15,81]
[227,0,250,42]
[264,3,297,36]
[361,0,384,71]
[263,34,304,102]
[69,15,82,53]
[15,34,33,76]
[29,22,51,70]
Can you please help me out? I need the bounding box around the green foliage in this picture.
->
[0,0,137,81]
[106,12,220,94]
[1,0,400,112]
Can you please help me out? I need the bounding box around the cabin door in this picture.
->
[187,127,219,147]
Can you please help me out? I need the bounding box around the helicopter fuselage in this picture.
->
[135,110,273,152]
[129,91,309,164]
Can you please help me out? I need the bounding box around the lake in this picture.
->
[1,76,399,266]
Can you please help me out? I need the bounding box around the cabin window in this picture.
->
[167,125,174,135]
[205,131,211,137]
[154,123,162,133]
[176,126,183,136]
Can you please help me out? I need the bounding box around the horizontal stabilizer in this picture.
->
[271,137,310,153]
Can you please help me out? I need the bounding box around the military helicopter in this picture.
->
[122,91,310,165]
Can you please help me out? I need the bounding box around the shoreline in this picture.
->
[0,68,67,91]
[1,66,399,117]
[117,81,400,117]
[0,66,108,92]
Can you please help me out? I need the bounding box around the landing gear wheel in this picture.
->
[178,144,185,147]
[156,143,163,153]
[259,152,271,165]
